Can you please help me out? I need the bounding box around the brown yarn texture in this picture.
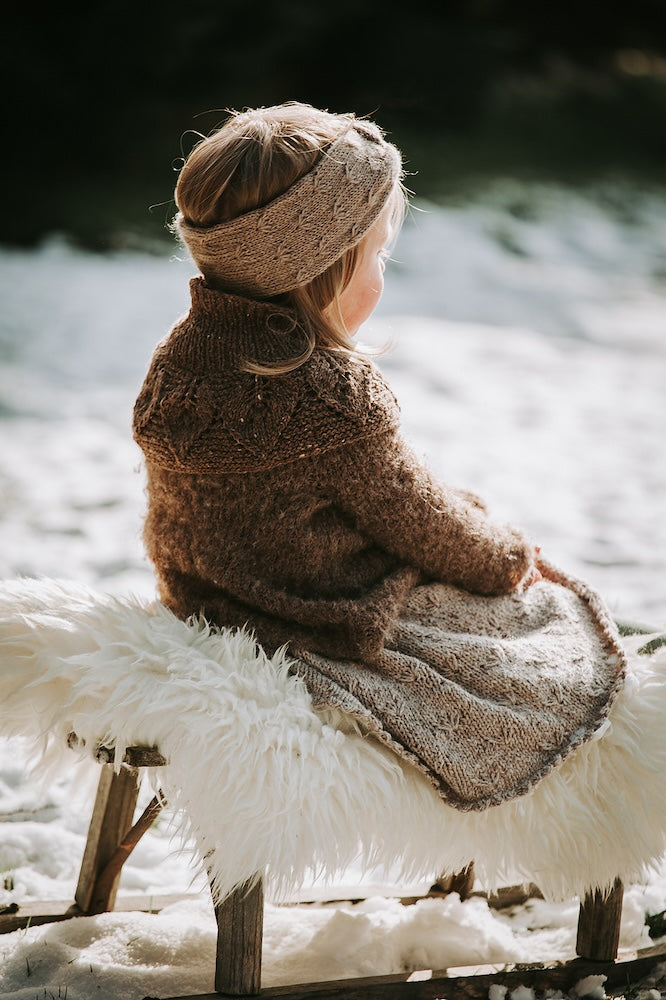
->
[133,279,626,808]
[176,120,401,296]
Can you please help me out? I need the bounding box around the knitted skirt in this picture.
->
[294,560,627,811]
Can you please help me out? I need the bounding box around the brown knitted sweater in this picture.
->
[133,277,536,661]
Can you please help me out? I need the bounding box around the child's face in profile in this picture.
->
[336,203,394,334]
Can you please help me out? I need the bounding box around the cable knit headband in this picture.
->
[176,119,402,298]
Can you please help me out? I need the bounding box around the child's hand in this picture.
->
[518,546,542,590]
[520,565,543,589]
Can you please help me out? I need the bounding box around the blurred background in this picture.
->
[1,1,665,623]
[4,0,666,247]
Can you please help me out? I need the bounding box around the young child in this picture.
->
[133,102,626,811]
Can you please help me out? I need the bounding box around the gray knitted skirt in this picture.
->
[294,560,626,811]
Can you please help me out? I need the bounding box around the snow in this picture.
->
[1,177,666,996]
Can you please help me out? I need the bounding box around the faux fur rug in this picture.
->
[1,576,665,903]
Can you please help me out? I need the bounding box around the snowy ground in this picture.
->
[1,177,665,997]
[2,747,666,1000]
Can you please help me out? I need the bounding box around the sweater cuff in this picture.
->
[489,528,537,594]
[449,486,489,514]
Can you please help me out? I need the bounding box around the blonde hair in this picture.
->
[174,102,406,375]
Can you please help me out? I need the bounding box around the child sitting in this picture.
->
[133,102,624,810]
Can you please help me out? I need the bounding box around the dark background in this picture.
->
[5,0,666,250]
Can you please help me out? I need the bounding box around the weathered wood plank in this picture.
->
[0,881,547,947]
[67,733,167,767]
[295,882,543,910]
[75,763,141,913]
[430,864,476,902]
[214,877,264,995]
[577,879,624,961]
[0,893,199,934]
[88,792,166,910]
[481,883,544,909]
[162,944,666,1000]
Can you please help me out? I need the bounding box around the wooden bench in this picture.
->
[1,733,652,999]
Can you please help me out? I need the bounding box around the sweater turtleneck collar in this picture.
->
[163,277,308,373]
[134,276,402,474]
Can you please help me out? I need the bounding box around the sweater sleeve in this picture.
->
[318,429,536,596]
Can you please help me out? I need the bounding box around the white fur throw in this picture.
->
[1,576,665,903]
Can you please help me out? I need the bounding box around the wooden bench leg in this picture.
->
[213,876,264,996]
[432,863,476,901]
[75,763,141,915]
[576,878,624,961]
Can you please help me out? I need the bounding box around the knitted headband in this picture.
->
[176,119,402,298]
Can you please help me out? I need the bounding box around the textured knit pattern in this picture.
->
[176,120,401,297]
[133,279,626,807]
[134,278,537,660]
[297,563,626,809]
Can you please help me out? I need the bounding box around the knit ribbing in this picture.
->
[176,120,402,296]
[149,279,308,372]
